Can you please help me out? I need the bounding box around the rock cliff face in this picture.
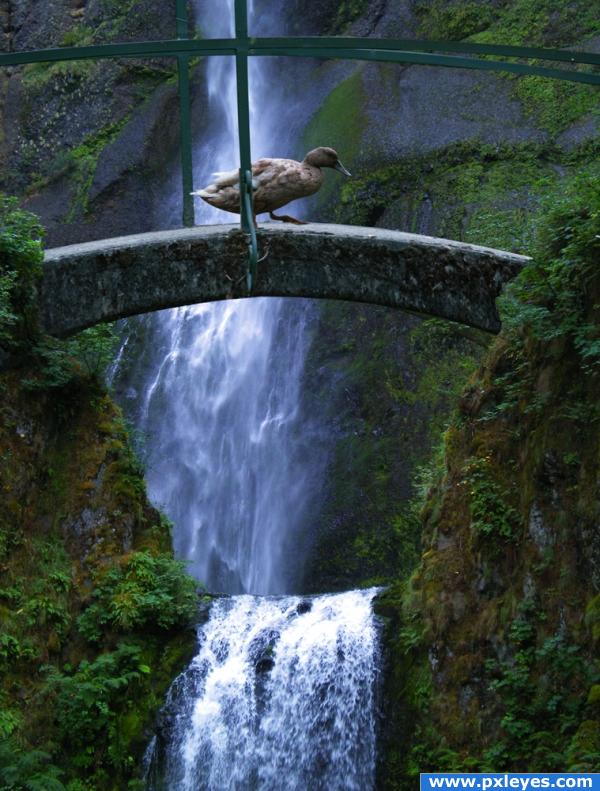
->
[0,0,187,246]
[4,0,598,249]
[299,0,600,594]
[0,365,198,789]
[376,169,600,782]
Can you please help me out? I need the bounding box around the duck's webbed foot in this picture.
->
[269,211,308,225]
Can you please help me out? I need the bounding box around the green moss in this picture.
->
[512,77,599,136]
[302,69,366,209]
[468,0,600,47]
[336,139,600,253]
[22,59,97,92]
[329,0,370,34]
[413,0,600,136]
[21,23,96,91]
[416,2,497,41]
[60,25,95,47]
[65,117,131,221]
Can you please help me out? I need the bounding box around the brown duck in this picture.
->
[191,146,351,225]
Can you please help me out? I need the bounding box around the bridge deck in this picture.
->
[41,223,529,336]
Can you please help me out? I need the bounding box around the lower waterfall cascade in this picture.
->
[144,590,381,791]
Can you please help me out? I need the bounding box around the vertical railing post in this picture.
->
[176,0,194,227]
[234,0,258,290]
[234,0,253,233]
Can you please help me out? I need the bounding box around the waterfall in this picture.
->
[110,1,383,786]
[145,590,380,791]
[114,0,327,594]
[118,298,322,594]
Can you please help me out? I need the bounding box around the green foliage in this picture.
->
[44,643,147,754]
[416,0,600,48]
[77,551,198,642]
[329,0,369,34]
[336,140,568,249]
[469,0,600,47]
[0,196,44,349]
[66,325,120,378]
[23,325,120,389]
[0,191,120,385]
[466,455,521,542]
[0,740,65,791]
[499,164,600,371]
[0,698,22,739]
[416,2,496,40]
[513,77,599,137]
[483,606,596,770]
[0,634,36,671]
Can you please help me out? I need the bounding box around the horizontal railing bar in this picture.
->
[251,36,600,66]
[0,39,237,66]
[251,47,600,86]
[1,36,599,70]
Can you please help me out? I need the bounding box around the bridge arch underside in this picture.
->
[41,224,529,337]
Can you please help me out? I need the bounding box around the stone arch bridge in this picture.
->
[41,223,529,337]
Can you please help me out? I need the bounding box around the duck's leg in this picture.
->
[269,211,308,226]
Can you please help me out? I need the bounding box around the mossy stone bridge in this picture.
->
[3,0,594,332]
[41,224,528,336]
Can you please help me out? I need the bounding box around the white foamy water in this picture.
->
[145,589,381,791]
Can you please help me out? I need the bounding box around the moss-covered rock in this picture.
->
[0,366,199,789]
[378,166,600,782]
[301,303,485,593]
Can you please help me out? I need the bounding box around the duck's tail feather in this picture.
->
[191,188,216,198]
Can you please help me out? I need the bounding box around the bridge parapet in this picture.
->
[41,223,529,337]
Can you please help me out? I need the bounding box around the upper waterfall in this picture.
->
[112,0,329,595]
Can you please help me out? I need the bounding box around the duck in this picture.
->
[191,147,351,225]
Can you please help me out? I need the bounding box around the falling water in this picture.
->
[119,298,322,594]
[111,0,383,786]
[114,0,326,594]
[145,590,380,791]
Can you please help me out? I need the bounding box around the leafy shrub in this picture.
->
[466,455,522,542]
[484,613,596,770]
[499,166,600,370]
[77,551,198,642]
[44,643,149,753]
[0,196,44,349]
[0,739,65,791]
[0,192,119,385]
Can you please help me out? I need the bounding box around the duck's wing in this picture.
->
[191,158,301,208]
[214,169,241,188]
[252,158,301,190]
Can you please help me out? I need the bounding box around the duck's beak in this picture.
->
[334,160,352,177]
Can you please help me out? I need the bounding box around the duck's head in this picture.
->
[304,147,351,176]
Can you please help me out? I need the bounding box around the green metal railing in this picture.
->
[1,0,599,289]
